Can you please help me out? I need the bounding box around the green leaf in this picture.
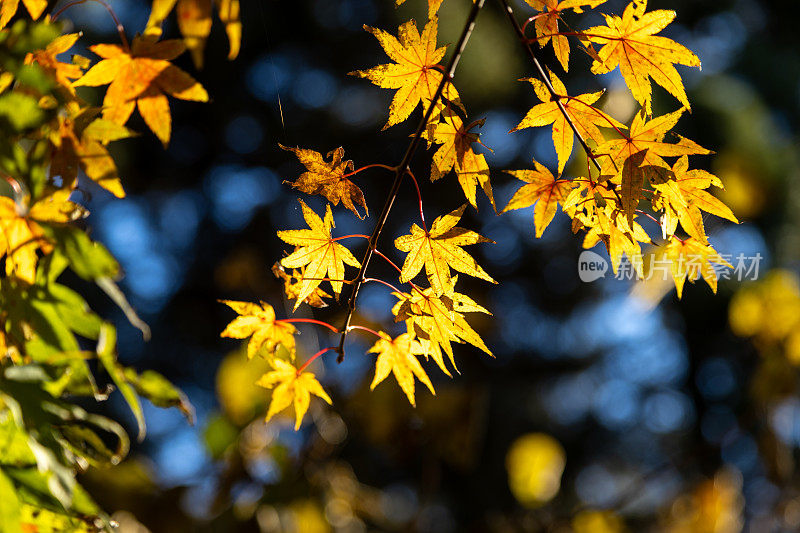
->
[0,415,36,467]
[14,64,53,94]
[95,277,150,340]
[46,283,104,341]
[40,225,119,281]
[7,20,61,57]
[0,92,45,132]
[19,503,95,532]
[0,468,22,533]
[57,425,119,467]
[123,368,194,423]
[97,324,145,441]
[5,466,101,518]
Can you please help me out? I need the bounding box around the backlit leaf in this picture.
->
[585,0,700,115]
[219,300,297,361]
[502,159,575,237]
[395,204,495,295]
[256,359,332,430]
[350,17,461,130]
[277,200,361,310]
[368,330,434,407]
[74,35,208,146]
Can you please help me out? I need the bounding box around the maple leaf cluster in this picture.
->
[219,8,506,429]
[505,0,737,293]
[218,0,738,431]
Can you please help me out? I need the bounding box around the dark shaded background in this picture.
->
[54,0,800,530]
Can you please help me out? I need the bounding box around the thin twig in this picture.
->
[404,168,427,231]
[364,277,402,293]
[340,163,396,181]
[498,0,601,176]
[347,325,383,340]
[297,346,337,374]
[331,234,371,242]
[335,0,486,362]
[52,0,130,51]
[276,318,340,333]
[375,250,403,274]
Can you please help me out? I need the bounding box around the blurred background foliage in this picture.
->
[42,0,800,530]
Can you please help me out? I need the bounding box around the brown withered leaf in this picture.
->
[280,145,368,219]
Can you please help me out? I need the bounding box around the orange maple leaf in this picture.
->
[74,35,208,146]
[279,145,368,219]
[502,159,575,238]
[50,110,134,198]
[26,33,84,96]
[585,0,700,115]
[512,70,625,174]
[350,17,461,130]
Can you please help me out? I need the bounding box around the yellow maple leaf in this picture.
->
[272,263,331,309]
[0,0,47,29]
[392,277,491,376]
[512,71,625,174]
[369,330,434,407]
[50,110,134,198]
[175,0,212,69]
[395,204,495,295]
[277,200,361,311]
[395,0,444,18]
[0,189,84,284]
[662,236,732,298]
[26,32,84,96]
[585,0,700,115]
[525,0,607,71]
[219,300,297,360]
[256,359,332,430]
[350,17,461,130]
[562,177,617,226]
[651,155,738,242]
[145,0,241,68]
[279,144,368,219]
[583,208,651,277]
[597,109,710,225]
[423,109,495,211]
[216,0,241,60]
[74,35,209,146]
[502,159,575,238]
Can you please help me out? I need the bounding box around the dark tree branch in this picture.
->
[497,0,603,175]
[336,0,486,362]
